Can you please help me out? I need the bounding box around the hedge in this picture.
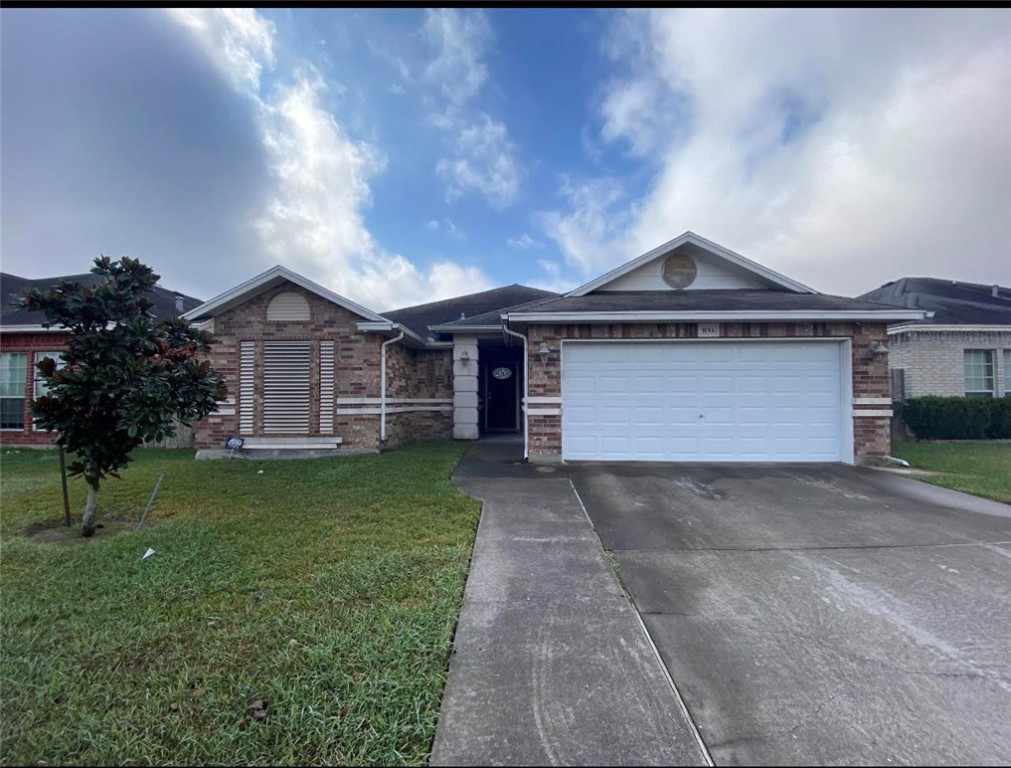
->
[902,396,1011,440]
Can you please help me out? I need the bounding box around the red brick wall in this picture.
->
[525,321,891,462]
[0,332,71,446]
[192,283,453,451]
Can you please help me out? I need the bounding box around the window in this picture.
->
[262,341,311,433]
[964,349,994,397]
[1005,350,1011,397]
[33,351,65,430]
[1,353,28,429]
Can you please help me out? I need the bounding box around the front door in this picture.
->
[485,361,518,431]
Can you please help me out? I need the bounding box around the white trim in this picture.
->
[428,324,501,333]
[356,321,429,347]
[853,409,893,417]
[888,324,1011,334]
[0,324,68,334]
[566,231,817,296]
[852,397,892,405]
[840,339,854,464]
[337,405,454,415]
[336,397,453,405]
[524,396,563,404]
[181,265,388,324]
[526,407,562,416]
[507,309,926,322]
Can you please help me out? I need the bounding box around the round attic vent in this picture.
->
[662,253,697,289]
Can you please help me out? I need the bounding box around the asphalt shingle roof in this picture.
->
[446,290,907,323]
[382,284,557,338]
[858,277,1011,325]
[1,272,203,326]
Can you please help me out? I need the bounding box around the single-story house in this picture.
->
[184,232,923,463]
[0,271,202,446]
[858,278,1011,399]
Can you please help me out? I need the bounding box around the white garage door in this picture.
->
[562,341,845,462]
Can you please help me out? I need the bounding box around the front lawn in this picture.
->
[0,443,480,766]
[890,440,1011,504]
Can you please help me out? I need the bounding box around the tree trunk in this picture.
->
[82,482,99,538]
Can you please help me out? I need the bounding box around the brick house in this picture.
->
[858,278,1011,399]
[0,272,202,446]
[184,232,922,463]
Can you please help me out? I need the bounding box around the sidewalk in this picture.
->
[430,438,707,766]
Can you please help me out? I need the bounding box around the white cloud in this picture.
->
[166,9,493,309]
[422,8,490,106]
[435,113,520,207]
[544,9,1011,294]
[426,217,465,240]
[507,233,544,249]
[166,8,275,95]
[421,10,522,208]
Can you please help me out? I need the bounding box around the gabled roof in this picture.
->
[567,231,816,296]
[858,277,1011,326]
[1,271,202,328]
[384,284,557,338]
[182,265,388,324]
[502,290,926,323]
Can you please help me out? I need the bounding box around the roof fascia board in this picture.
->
[566,231,816,297]
[182,265,387,323]
[428,323,502,333]
[0,324,70,334]
[506,309,927,323]
[356,321,429,347]
[888,323,1011,334]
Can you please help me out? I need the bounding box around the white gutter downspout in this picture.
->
[380,331,405,442]
[501,323,529,461]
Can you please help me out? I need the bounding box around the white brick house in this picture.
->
[859,278,1011,399]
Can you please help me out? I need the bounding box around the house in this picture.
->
[184,232,923,463]
[858,278,1011,399]
[0,271,202,446]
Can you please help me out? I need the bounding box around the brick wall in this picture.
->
[193,283,452,451]
[524,321,892,462]
[0,331,70,446]
[888,328,1011,398]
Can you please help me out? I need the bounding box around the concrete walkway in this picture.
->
[430,438,708,766]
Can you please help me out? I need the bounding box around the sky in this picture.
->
[2,8,1009,311]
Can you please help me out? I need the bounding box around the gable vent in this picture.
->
[267,291,311,322]
[263,341,311,434]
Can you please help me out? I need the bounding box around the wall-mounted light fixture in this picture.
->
[538,342,552,364]
[869,341,889,357]
[460,350,471,366]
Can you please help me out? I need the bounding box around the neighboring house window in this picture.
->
[963,349,995,397]
[1,352,28,429]
[33,351,65,431]
[1005,350,1011,397]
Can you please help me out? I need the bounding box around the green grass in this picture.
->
[891,440,1011,504]
[0,443,480,766]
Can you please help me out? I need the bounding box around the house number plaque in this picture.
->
[698,323,721,338]
[492,367,513,380]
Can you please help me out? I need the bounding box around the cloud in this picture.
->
[426,217,465,240]
[421,9,522,208]
[435,112,520,207]
[507,233,544,249]
[544,9,1011,294]
[166,9,493,309]
[165,8,275,95]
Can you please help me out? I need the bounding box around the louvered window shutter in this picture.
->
[319,341,334,434]
[239,341,255,433]
[263,341,311,434]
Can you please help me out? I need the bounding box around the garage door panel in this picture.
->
[562,341,844,462]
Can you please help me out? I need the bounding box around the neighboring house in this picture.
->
[0,272,202,446]
[184,232,922,464]
[858,278,1011,399]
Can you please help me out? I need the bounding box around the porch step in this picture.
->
[239,436,344,450]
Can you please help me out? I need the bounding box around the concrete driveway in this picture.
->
[570,463,1011,766]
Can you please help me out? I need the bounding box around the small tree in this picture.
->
[19,256,227,537]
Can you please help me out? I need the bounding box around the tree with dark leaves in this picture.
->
[19,256,226,537]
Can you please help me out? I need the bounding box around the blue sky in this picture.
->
[2,8,1009,310]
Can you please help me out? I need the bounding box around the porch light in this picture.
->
[538,342,552,364]
[869,341,889,357]
[460,350,471,366]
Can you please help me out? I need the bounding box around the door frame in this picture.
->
[483,360,520,432]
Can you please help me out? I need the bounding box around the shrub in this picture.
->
[903,396,1011,440]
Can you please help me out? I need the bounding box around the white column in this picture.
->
[453,335,479,440]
